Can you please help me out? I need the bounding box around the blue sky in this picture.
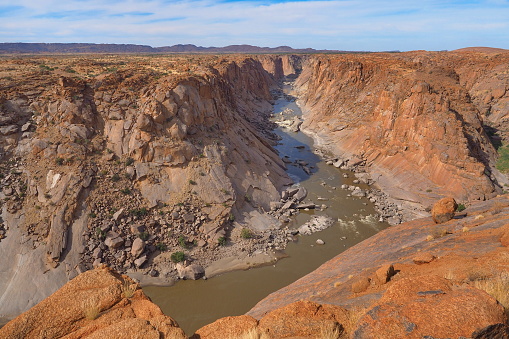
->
[0,0,508,51]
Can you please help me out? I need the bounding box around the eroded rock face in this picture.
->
[294,50,509,220]
[431,197,458,223]
[0,266,186,339]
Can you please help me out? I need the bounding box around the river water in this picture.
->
[144,83,388,335]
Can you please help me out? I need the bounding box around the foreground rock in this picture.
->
[431,196,458,223]
[246,195,509,338]
[0,266,186,338]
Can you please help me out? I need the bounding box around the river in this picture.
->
[144,82,388,335]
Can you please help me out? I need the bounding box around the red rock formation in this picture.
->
[295,51,509,219]
[0,266,187,338]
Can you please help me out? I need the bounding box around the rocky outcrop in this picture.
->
[294,51,509,221]
[0,266,187,338]
[247,195,509,337]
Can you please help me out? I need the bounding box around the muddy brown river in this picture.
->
[144,83,389,335]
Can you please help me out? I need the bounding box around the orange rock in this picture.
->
[354,275,506,338]
[351,277,371,293]
[412,252,436,265]
[258,300,347,338]
[374,264,396,285]
[191,315,258,339]
[500,232,509,247]
[432,197,458,223]
[0,267,186,339]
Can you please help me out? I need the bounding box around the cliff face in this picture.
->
[295,51,508,219]
[0,55,292,321]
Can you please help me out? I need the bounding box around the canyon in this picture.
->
[1,47,509,337]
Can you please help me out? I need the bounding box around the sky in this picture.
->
[0,0,508,51]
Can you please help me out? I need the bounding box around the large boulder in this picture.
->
[431,197,458,224]
[176,263,205,280]
[0,266,186,339]
[192,315,258,339]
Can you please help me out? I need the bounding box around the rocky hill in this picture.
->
[0,43,340,54]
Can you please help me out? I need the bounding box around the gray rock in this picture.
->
[112,208,124,221]
[125,166,136,179]
[92,247,102,259]
[270,201,283,211]
[131,238,145,258]
[296,203,316,209]
[294,187,308,202]
[134,254,147,268]
[177,263,205,280]
[281,200,294,210]
[183,213,195,223]
[316,239,325,245]
[105,232,124,249]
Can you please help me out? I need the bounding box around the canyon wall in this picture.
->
[294,50,509,219]
[0,55,290,321]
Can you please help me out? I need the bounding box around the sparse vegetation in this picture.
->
[457,203,466,212]
[170,251,185,263]
[130,207,148,217]
[125,157,134,166]
[218,236,227,246]
[156,242,167,252]
[120,188,131,195]
[178,235,187,248]
[496,145,509,173]
[55,157,65,165]
[241,228,253,239]
[82,299,100,320]
[121,280,137,299]
[474,272,509,316]
[189,179,197,185]
[95,227,106,241]
[139,231,149,241]
[111,174,120,182]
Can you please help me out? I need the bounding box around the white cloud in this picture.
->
[0,0,508,50]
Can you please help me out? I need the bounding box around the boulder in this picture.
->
[413,252,436,265]
[294,187,308,202]
[472,323,509,339]
[134,254,148,268]
[177,263,205,280]
[258,301,346,338]
[374,264,396,285]
[431,197,458,224]
[131,238,145,259]
[105,232,124,249]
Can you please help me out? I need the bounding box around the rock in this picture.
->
[177,263,205,280]
[286,188,299,197]
[21,122,31,132]
[316,239,325,245]
[183,213,195,223]
[472,323,509,339]
[431,197,458,224]
[112,208,124,221]
[131,238,145,258]
[130,224,145,234]
[354,275,506,338]
[258,301,346,338]
[92,247,102,259]
[281,200,294,210]
[149,269,159,277]
[298,215,334,235]
[105,232,124,249]
[134,254,148,268]
[270,201,283,211]
[374,264,396,285]
[0,267,186,338]
[413,252,436,265]
[333,160,344,168]
[125,166,136,179]
[294,187,308,202]
[192,315,258,339]
[351,277,371,293]
[296,203,316,209]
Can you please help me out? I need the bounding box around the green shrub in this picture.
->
[156,242,167,252]
[178,235,187,248]
[218,236,227,246]
[125,157,134,166]
[241,228,253,239]
[170,251,185,263]
[457,203,466,212]
[55,157,64,165]
[496,145,509,173]
[139,231,149,241]
[111,174,120,182]
[120,188,131,195]
[189,179,197,185]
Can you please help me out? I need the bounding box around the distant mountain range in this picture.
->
[0,43,352,54]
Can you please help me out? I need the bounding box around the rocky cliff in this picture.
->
[0,54,295,322]
[294,50,509,221]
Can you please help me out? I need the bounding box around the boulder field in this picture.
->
[2,196,509,338]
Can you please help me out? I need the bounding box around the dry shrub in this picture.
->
[82,298,100,320]
[234,328,270,339]
[429,226,451,240]
[474,272,509,314]
[121,279,137,299]
[443,270,455,280]
[320,323,342,339]
[339,307,368,338]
